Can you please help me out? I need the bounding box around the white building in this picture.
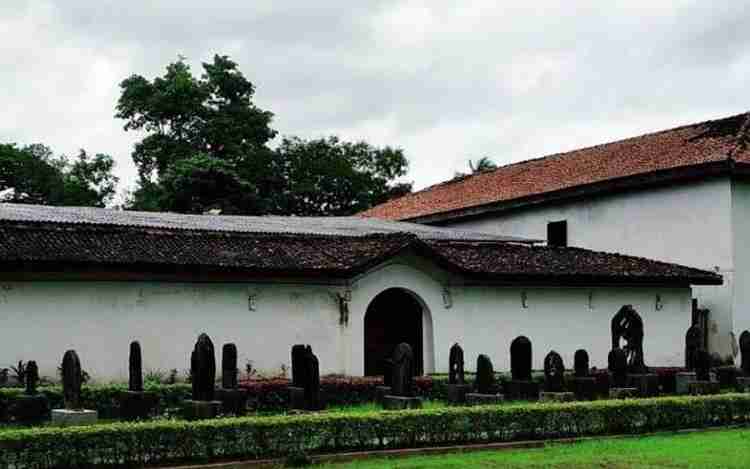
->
[0,204,719,380]
[364,111,750,361]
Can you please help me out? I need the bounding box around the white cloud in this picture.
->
[1,0,749,198]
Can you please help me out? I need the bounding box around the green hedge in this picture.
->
[1,394,749,468]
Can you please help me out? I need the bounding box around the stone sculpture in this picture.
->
[291,344,307,388]
[191,333,216,402]
[741,330,750,376]
[475,354,495,394]
[449,343,465,385]
[611,305,647,374]
[543,351,565,393]
[222,343,238,389]
[510,336,532,381]
[507,336,539,400]
[62,350,83,410]
[216,342,248,415]
[694,349,711,382]
[25,360,39,396]
[382,358,394,387]
[52,350,97,425]
[390,343,414,397]
[382,343,422,410]
[685,325,703,371]
[571,349,596,400]
[7,359,47,423]
[303,346,322,410]
[121,341,158,420]
[608,348,628,389]
[574,349,589,378]
[129,341,143,392]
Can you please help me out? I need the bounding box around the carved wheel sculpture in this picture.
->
[611,305,647,374]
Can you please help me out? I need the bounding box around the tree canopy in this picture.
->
[469,156,497,173]
[117,55,278,213]
[274,136,411,216]
[118,54,411,215]
[0,143,118,207]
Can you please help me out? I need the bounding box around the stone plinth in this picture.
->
[539,392,575,403]
[119,391,158,421]
[715,366,738,388]
[217,388,248,415]
[688,381,720,396]
[182,400,222,420]
[446,384,472,404]
[609,387,638,399]
[375,386,392,404]
[505,380,540,401]
[288,386,306,410]
[736,376,750,393]
[51,409,98,426]
[570,377,597,401]
[465,393,504,406]
[382,395,422,410]
[627,373,659,397]
[675,372,697,395]
[8,395,49,423]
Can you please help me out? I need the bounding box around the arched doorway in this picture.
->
[364,288,424,376]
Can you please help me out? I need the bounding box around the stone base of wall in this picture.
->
[51,408,98,426]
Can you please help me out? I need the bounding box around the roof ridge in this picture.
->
[0,219,420,241]
[365,111,750,209]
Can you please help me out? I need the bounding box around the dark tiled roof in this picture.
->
[0,223,412,276]
[422,241,721,285]
[362,112,750,221]
[0,205,721,285]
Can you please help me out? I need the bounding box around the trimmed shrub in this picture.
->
[0,394,749,468]
[0,384,192,420]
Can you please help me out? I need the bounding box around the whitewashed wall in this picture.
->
[0,256,693,381]
[446,178,735,359]
[732,180,750,337]
[0,281,346,381]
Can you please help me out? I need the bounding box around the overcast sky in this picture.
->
[2,1,750,200]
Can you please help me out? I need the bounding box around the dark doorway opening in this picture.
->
[364,288,423,376]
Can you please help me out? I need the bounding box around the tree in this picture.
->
[0,143,118,207]
[117,54,411,216]
[159,154,263,214]
[468,156,497,173]
[273,136,411,216]
[116,55,277,212]
[454,156,498,179]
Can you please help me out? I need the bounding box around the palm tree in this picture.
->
[468,157,497,173]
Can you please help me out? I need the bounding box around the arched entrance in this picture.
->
[364,288,425,376]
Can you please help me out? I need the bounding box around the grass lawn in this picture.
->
[313,428,750,469]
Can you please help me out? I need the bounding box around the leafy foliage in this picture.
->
[1,394,749,468]
[273,136,411,216]
[469,156,497,173]
[118,55,411,215]
[117,55,277,213]
[454,156,498,179]
[0,143,118,207]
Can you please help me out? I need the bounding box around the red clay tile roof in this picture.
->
[362,112,750,221]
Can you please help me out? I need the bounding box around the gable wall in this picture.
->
[445,178,736,359]
[732,179,750,337]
